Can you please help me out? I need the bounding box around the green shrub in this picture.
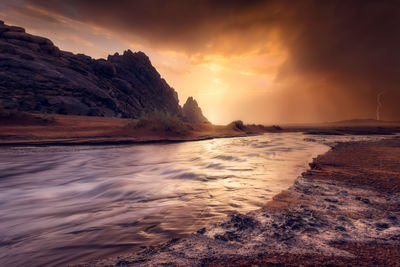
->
[130,110,189,134]
[229,120,246,131]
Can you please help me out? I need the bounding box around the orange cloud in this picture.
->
[1,0,400,123]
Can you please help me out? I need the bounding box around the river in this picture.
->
[0,133,390,266]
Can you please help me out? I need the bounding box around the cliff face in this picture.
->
[182,97,209,123]
[0,21,181,118]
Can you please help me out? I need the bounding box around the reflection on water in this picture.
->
[0,133,389,266]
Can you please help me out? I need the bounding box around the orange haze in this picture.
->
[1,1,400,124]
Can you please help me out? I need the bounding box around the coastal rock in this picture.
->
[0,21,182,118]
[182,97,209,123]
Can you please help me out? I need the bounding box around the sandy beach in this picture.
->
[77,137,400,266]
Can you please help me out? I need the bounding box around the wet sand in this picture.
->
[205,138,400,266]
[79,137,400,266]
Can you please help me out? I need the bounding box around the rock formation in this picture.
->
[182,97,209,123]
[0,21,182,118]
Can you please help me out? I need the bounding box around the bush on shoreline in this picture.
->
[272,125,282,131]
[128,110,189,134]
[229,120,246,131]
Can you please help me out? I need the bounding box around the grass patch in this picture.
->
[129,110,189,134]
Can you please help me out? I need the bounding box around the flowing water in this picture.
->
[0,133,392,266]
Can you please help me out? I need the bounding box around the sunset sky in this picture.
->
[1,0,400,124]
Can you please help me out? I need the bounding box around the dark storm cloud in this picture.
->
[20,0,280,56]
[275,1,400,120]
[4,0,400,121]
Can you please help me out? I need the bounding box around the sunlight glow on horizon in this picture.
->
[0,3,293,125]
[2,1,396,124]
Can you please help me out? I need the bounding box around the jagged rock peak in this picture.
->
[182,97,209,123]
[107,50,155,74]
[108,49,148,62]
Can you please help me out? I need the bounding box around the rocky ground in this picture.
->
[76,138,400,266]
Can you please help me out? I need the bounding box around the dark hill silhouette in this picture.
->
[0,20,192,118]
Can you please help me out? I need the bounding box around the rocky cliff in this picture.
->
[182,97,209,123]
[0,21,182,118]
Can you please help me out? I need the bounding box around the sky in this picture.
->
[1,0,400,124]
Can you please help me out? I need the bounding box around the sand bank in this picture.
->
[77,138,400,266]
[0,113,261,146]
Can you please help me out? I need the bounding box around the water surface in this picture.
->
[0,133,389,266]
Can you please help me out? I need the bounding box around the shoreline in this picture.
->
[0,133,254,147]
[0,113,266,147]
[2,113,400,147]
[77,137,400,266]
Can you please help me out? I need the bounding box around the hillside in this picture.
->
[0,20,183,118]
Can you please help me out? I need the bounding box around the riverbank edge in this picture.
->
[0,132,259,147]
[76,137,400,266]
[2,112,400,148]
[0,112,268,147]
